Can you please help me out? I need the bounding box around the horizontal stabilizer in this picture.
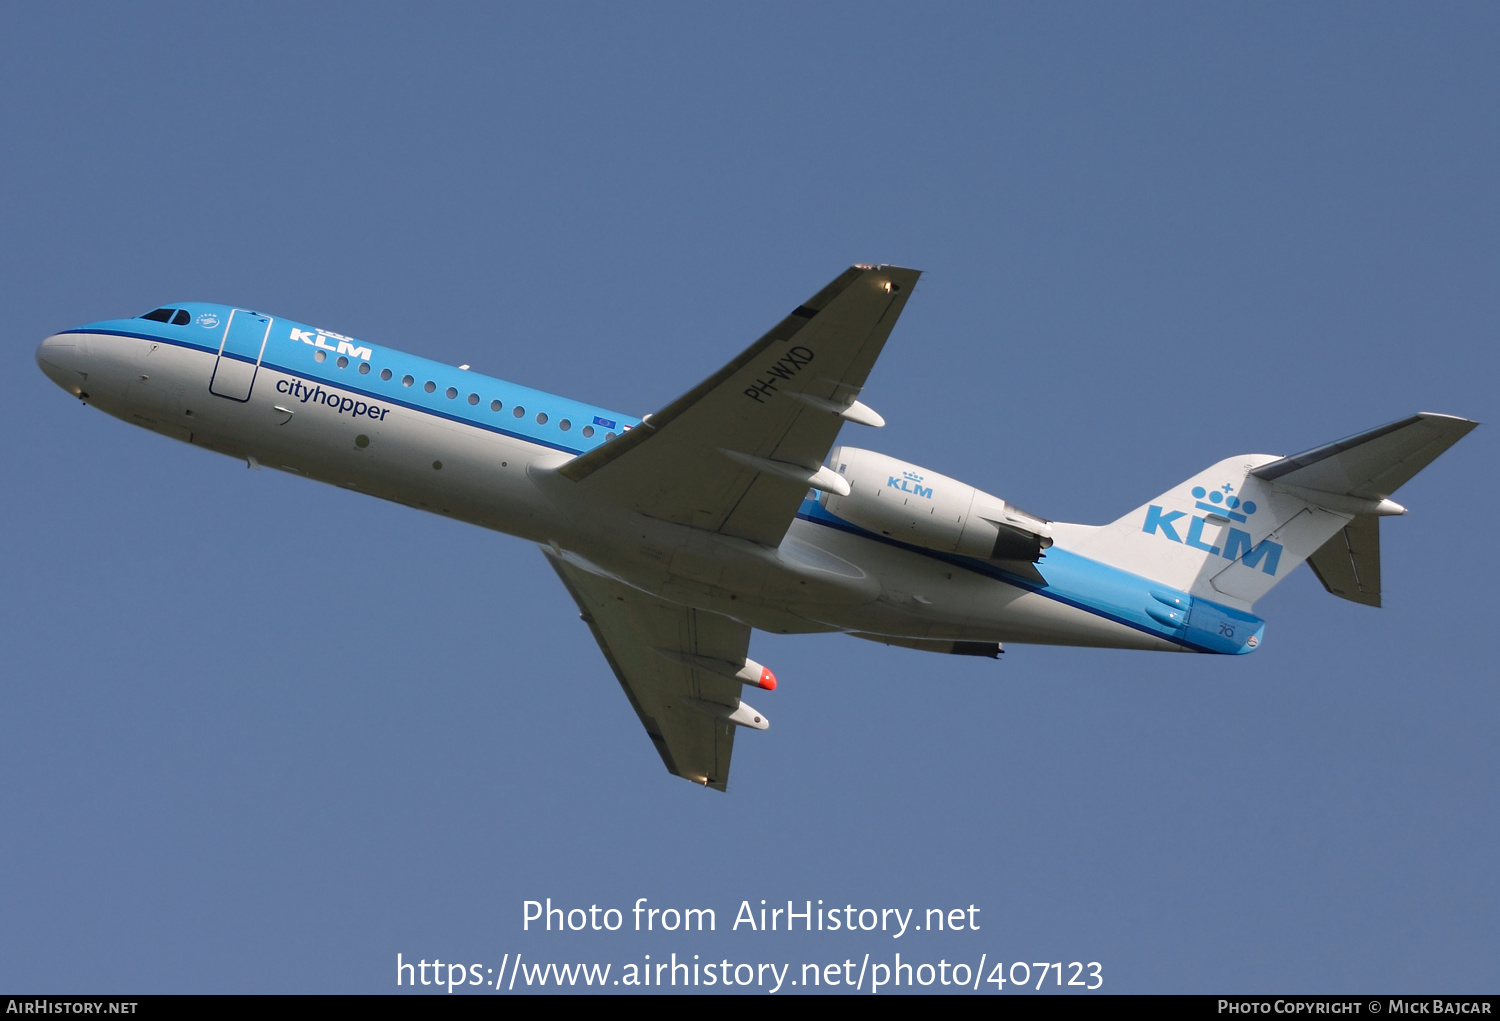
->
[1251,413,1477,500]
[1306,514,1382,607]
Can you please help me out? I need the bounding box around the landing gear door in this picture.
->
[209,309,273,402]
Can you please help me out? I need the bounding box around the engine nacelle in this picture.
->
[820,447,1053,561]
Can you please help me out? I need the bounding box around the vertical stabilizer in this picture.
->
[1062,414,1476,610]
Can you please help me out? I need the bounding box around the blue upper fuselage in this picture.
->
[63,302,643,456]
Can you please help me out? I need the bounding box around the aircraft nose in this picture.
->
[36,333,89,397]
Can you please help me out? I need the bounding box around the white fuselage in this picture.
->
[37,315,1192,656]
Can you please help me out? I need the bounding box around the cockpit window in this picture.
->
[139,307,192,325]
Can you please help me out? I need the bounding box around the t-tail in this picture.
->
[1062,413,1477,611]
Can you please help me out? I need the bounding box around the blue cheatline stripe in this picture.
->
[795,500,1261,655]
[63,319,641,457]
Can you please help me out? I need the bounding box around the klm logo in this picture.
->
[1142,483,1283,575]
[289,327,372,361]
[888,470,933,499]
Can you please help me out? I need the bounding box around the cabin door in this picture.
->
[209,309,273,401]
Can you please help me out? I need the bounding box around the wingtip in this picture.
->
[1416,412,1480,429]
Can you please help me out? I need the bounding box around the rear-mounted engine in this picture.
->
[820,447,1053,561]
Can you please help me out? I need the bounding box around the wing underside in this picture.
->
[546,551,762,791]
[542,267,921,788]
[559,265,921,547]
[1252,412,1477,607]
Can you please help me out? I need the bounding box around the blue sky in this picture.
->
[3,3,1496,993]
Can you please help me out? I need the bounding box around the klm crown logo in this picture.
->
[1192,484,1256,522]
[1142,482,1283,575]
[887,470,933,499]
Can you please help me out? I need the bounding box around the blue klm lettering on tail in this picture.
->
[1143,484,1283,575]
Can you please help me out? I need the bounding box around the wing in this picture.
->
[559,265,921,547]
[545,551,770,791]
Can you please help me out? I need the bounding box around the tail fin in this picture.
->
[1064,413,1476,609]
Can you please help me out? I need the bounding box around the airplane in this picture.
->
[36,265,1476,790]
